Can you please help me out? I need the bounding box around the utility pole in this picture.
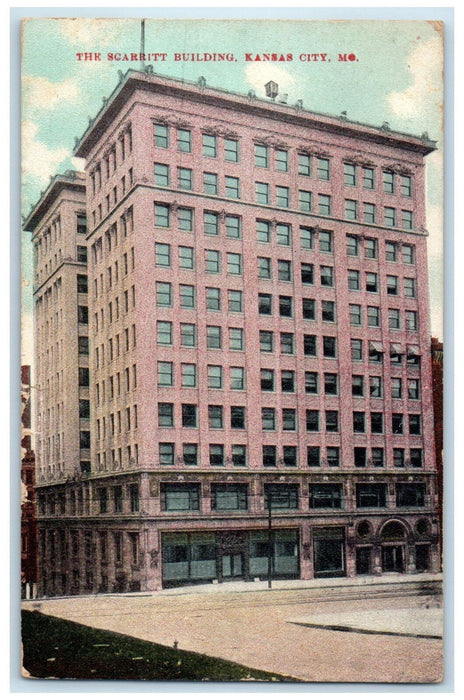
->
[267,494,274,589]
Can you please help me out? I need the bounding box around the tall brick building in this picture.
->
[25,70,440,595]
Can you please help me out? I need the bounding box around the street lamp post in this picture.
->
[267,494,274,589]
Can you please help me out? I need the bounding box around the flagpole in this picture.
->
[140,19,145,71]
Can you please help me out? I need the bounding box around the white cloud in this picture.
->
[21,120,69,183]
[22,75,78,112]
[387,37,442,119]
[245,63,295,98]
[59,17,133,47]
[71,156,86,172]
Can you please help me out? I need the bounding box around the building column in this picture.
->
[144,527,162,590]
[372,543,382,575]
[300,520,312,580]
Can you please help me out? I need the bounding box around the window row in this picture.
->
[344,164,413,197]
[95,365,137,404]
[90,127,132,195]
[351,340,421,368]
[157,362,245,390]
[344,200,413,228]
[91,209,134,263]
[96,405,138,438]
[347,235,415,264]
[349,304,418,331]
[348,270,416,297]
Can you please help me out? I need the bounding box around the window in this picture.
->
[204,211,219,236]
[265,484,299,509]
[230,366,245,390]
[279,296,293,317]
[364,238,377,259]
[260,330,273,353]
[275,149,288,172]
[158,361,173,387]
[161,483,200,511]
[203,171,218,195]
[258,257,271,279]
[263,445,277,467]
[77,245,87,263]
[229,327,244,351]
[255,143,269,167]
[391,377,402,399]
[383,171,395,194]
[212,484,248,511]
[255,182,270,204]
[311,484,342,509]
[363,167,375,189]
[182,404,197,428]
[405,311,418,331]
[178,207,193,231]
[281,370,295,392]
[326,447,340,467]
[278,260,292,281]
[346,235,359,257]
[404,278,416,298]
[226,176,240,199]
[302,298,316,320]
[408,379,420,400]
[154,163,169,186]
[305,371,318,394]
[370,376,382,398]
[257,220,271,243]
[181,363,196,388]
[371,413,383,434]
[366,272,378,293]
[402,210,413,229]
[364,203,376,223]
[280,332,294,354]
[78,306,88,324]
[392,413,404,435]
[232,444,247,466]
[180,323,196,347]
[206,287,221,311]
[260,369,274,391]
[231,406,246,429]
[79,367,89,386]
[299,190,312,211]
[350,304,362,326]
[158,402,174,427]
[226,215,241,239]
[403,244,415,265]
[367,306,380,327]
[261,408,276,430]
[318,194,331,215]
[207,325,222,349]
[301,226,313,249]
[344,162,356,186]
[276,186,290,208]
[156,282,172,307]
[282,408,296,431]
[354,447,367,467]
[345,199,358,220]
[319,230,333,253]
[208,405,223,429]
[326,410,339,432]
[157,320,172,346]
[276,223,291,246]
[322,301,335,322]
[177,128,191,153]
[409,414,421,435]
[324,373,338,395]
[155,242,171,267]
[352,375,364,396]
[353,411,365,433]
[306,409,319,432]
[386,241,397,261]
[178,246,194,270]
[203,133,217,157]
[208,365,222,389]
[209,444,224,466]
[227,253,242,275]
[225,138,239,162]
[78,336,89,355]
[321,266,334,286]
[384,207,396,227]
[351,338,363,362]
[299,152,311,175]
[155,123,169,148]
[387,275,398,295]
[317,157,330,180]
[205,249,221,274]
[348,270,360,290]
[356,484,386,508]
[159,443,175,465]
[301,263,314,285]
[396,482,425,507]
[258,293,272,315]
[154,203,170,227]
[182,444,198,465]
[307,447,320,467]
[304,334,317,356]
[228,289,243,312]
[323,336,336,358]
[77,274,88,294]
[389,308,401,330]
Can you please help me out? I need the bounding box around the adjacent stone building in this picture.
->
[25,70,440,596]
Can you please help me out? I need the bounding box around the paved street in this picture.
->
[22,574,443,683]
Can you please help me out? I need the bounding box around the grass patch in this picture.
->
[22,610,297,681]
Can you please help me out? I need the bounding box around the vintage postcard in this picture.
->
[20,16,444,683]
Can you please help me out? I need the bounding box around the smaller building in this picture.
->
[21,366,38,599]
[431,337,443,557]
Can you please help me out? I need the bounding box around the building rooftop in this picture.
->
[23,171,86,234]
[74,68,437,159]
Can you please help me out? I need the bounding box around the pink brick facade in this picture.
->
[27,71,440,596]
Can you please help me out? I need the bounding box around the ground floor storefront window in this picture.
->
[313,527,346,578]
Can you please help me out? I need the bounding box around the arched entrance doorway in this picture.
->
[380,520,407,573]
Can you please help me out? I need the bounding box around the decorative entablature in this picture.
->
[343,153,376,167]
[117,120,132,140]
[296,143,332,159]
[381,161,415,175]
[253,135,289,149]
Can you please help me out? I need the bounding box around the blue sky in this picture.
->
[21,18,444,360]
